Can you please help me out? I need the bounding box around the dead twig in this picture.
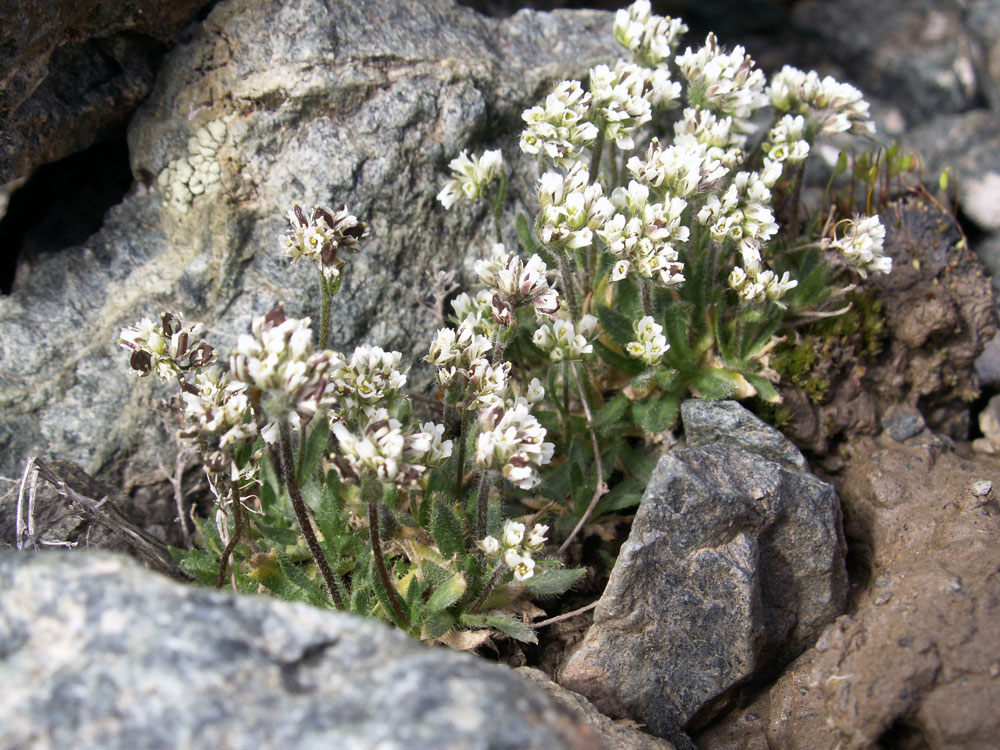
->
[532,600,598,628]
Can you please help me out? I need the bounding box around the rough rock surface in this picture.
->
[0,550,609,750]
[681,399,806,471]
[0,0,620,485]
[0,0,212,183]
[698,435,1000,750]
[559,401,847,744]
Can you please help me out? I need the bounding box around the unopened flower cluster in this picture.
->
[477,519,549,581]
[832,214,891,278]
[627,315,669,366]
[437,150,504,209]
[119,312,214,381]
[475,243,560,324]
[282,204,367,281]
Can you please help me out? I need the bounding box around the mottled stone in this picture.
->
[880,402,926,442]
[559,440,847,743]
[0,550,604,750]
[681,399,806,470]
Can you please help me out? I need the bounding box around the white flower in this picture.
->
[425,318,493,387]
[626,315,669,366]
[331,408,430,486]
[407,422,453,467]
[696,170,778,262]
[764,114,810,165]
[178,365,257,452]
[478,245,561,322]
[525,378,545,404]
[437,149,504,209]
[613,0,687,67]
[673,107,745,168]
[281,204,367,280]
[450,289,498,338]
[502,520,526,548]
[767,65,875,136]
[477,535,502,558]
[119,312,215,381]
[467,358,512,409]
[676,33,767,126]
[832,214,891,278]
[502,547,524,570]
[524,523,548,551]
[537,163,614,252]
[520,80,599,168]
[626,136,729,197]
[589,62,677,150]
[511,554,536,582]
[330,345,408,419]
[476,400,555,490]
[533,314,600,362]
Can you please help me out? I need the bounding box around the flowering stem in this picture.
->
[469,561,506,613]
[319,268,332,349]
[482,185,503,244]
[607,137,619,187]
[558,252,580,322]
[557,361,608,556]
[367,486,410,628]
[475,469,495,541]
[453,402,469,501]
[588,127,606,185]
[279,419,345,609]
[788,161,806,242]
[562,360,571,422]
[641,279,654,318]
[215,479,245,589]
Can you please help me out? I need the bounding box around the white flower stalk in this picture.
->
[676,33,767,126]
[626,315,670,366]
[673,107,746,168]
[626,137,729,198]
[832,214,891,278]
[331,408,446,487]
[767,65,875,136]
[178,365,257,451]
[478,244,561,324]
[598,180,688,286]
[330,345,408,418]
[520,80,600,168]
[475,400,555,490]
[697,170,778,266]
[119,312,215,381]
[613,0,687,67]
[425,317,493,388]
[230,306,342,432]
[437,149,504,209]
[533,314,600,362]
[537,163,614,251]
[281,204,368,281]
[764,114,810,165]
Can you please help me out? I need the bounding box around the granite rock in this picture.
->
[0,550,607,750]
[559,408,847,744]
[681,399,806,471]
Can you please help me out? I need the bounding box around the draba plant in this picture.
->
[120,1,892,645]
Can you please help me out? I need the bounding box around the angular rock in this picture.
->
[698,436,1000,750]
[0,550,605,750]
[559,410,847,743]
[681,399,806,471]
[0,0,211,183]
[0,0,620,484]
[879,402,926,443]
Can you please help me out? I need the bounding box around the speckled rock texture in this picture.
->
[0,0,212,183]
[0,550,609,750]
[697,435,1000,750]
[0,0,619,486]
[681,399,807,471]
[559,401,847,747]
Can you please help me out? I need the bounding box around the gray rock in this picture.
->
[968,0,1000,111]
[0,0,620,484]
[0,550,605,750]
[559,442,847,742]
[681,399,806,471]
[880,402,926,443]
[0,0,210,183]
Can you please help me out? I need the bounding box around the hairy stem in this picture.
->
[475,469,495,542]
[588,127,606,185]
[641,279,654,318]
[215,480,245,589]
[470,561,506,613]
[558,252,580,322]
[368,490,409,628]
[319,267,332,350]
[557,362,608,556]
[453,402,469,501]
[279,419,345,609]
[788,161,806,242]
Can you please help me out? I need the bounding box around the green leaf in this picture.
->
[615,278,642,321]
[431,494,467,559]
[297,417,329,484]
[595,477,645,515]
[516,213,557,267]
[256,524,302,546]
[522,567,586,596]
[420,560,452,587]
[631,391,679,433]
[593,340,643,375]
[592,392,630,428]
[423,611,456,639]
[691,369,739,400]
[425,572,468,613]
[596,304,635,347]
[173,547,221,586]
[277,553,329,608]
[492,170,509,222]
[745,373,781,403]
[485,615,538,644]
[660,304,692,362]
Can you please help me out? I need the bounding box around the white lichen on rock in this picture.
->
[156,116,234,213]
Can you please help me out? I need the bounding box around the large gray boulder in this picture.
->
[559,401,847,744]
[0,0,619,484]
[0,550,608,749]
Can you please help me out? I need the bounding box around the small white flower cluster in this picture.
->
[467,358,512,409]
[698,170,779,262]
[673,107,745,168]
[475,243,560,324]
[613,0,687,68]
[425,318,493,388]
[589,62,679,150]
[598,181,688,286]
[477,519,549,582]
[831,214,891,278]
[626,137,729,198]
[178,365,256,451]
[533,314,600,362]
[119,312,215,381]
[764,114,810,166]
[451,289,497,337]
[728,266,798,305]
[476,395,554,490]
[281,204,368,281]
[626,315,669,366]
[230,306,341,432]
[437,149,504,209]
[330,345,408,419]
[331,408,452,487]
[676,33,767,125]
[767,65,875,136]
[537,163,614,251]
[520,81,599,168]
